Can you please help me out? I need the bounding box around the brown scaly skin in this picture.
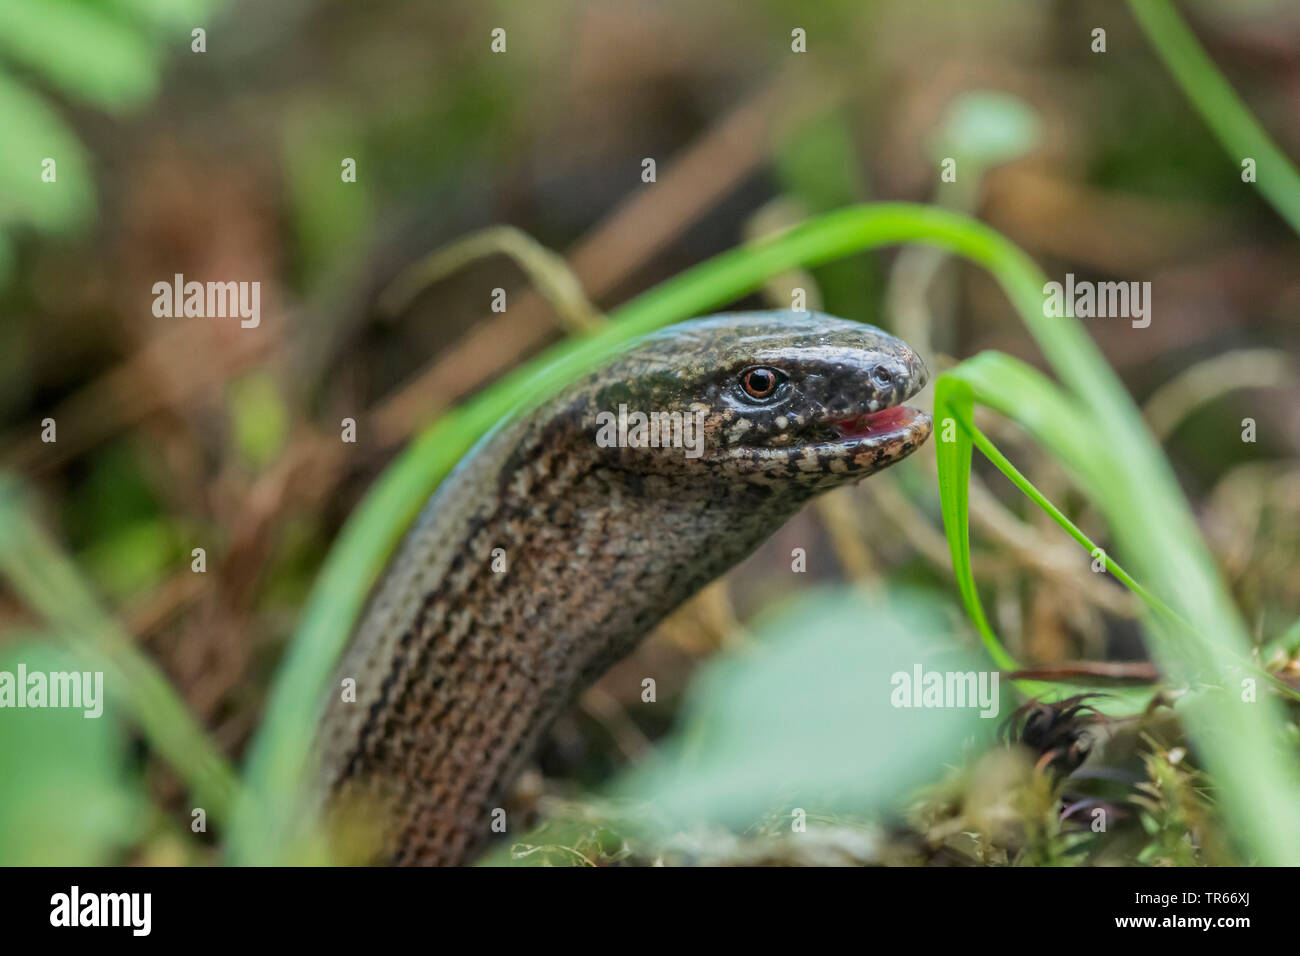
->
[316,310,932,865]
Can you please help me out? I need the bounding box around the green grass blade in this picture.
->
[935,351,1300,861]
[1127,0,1300,232]
[938,369,1188,633]
[939,352,1109,495]
[0,475,239,821]
[934,360,1186,673]
[932,375,1018,672]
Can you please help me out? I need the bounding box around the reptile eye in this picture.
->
[871,365,895,389]
[741,366,783,400]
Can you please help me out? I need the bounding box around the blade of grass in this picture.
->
[932,377,1013,671]
[378,225,605,332]
[965,415,1185,630]
[1126,0,1300,232]
[935,367,1188,640]
[939,351,1109,494]
[935,351,1300,860]
[0,474,239,821]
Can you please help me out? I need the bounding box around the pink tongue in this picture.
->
[830,405,912,439]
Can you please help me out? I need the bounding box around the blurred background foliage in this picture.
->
[0,0,1298,865]
[614,590,1001,827]
[0,641,146,865]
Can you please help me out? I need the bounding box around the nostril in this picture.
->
[871,365,895,389]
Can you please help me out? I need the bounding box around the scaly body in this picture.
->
[316,311,932,865]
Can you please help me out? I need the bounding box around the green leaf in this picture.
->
[0,0,160,111]
[0,641,146,865]
[281,108,374,287]
[614,589,1001,829]
[228,371,290,470]
[105,0,220,33]
[0,70,95,234]
[932,373,1016,671]
[78,517,176,601]
[928,89,1043,171]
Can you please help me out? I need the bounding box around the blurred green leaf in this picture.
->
[0,70,94,234]
[66,440,165,548]
[0,0,226,288]
[79,518,176,601]
[0,641,146,865]
[775,110,868,214]
[928,89,1042,172]
[774,109,879,317]
[0,0,159,110]
[282,109,374,287]
[614,589,1002,829]
[228,371,290,470]
[106,0,219,32]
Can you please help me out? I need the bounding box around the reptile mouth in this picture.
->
[826,404,920,440]
[813,404,932,462]
[722,403,932,467]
